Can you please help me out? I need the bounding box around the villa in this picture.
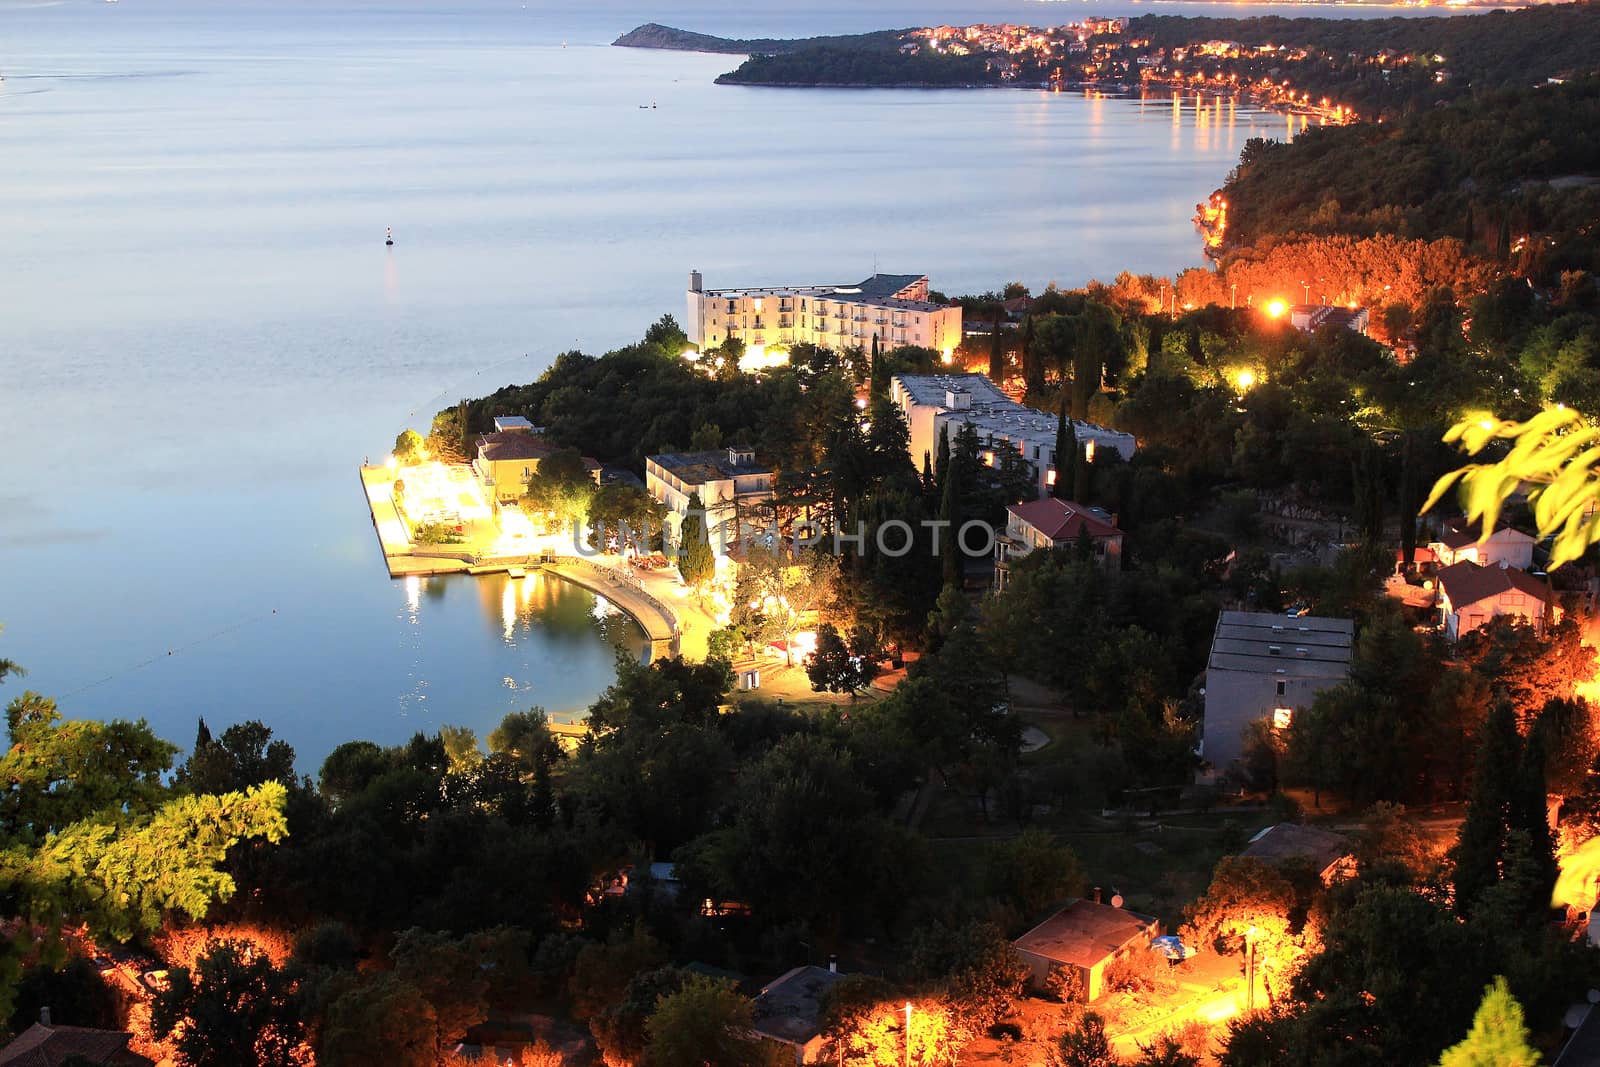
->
[645,445,776,557]
[994,498,1123,589]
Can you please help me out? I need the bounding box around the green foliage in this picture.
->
[393,428,426,464]
[903,920,1028,1035]
[411,520,464,545]
[151,939,304,1067]
[676,491,716,589]
[9,957,118,1034]
[317,972,437,1067]
[643,974,780,1067]
[720,43,999,87]
[1053,1011,1117,1067]
[1429,405,1600,568]
[983,830,1086,919]
[521,447,596,531]
[175,718,297,796]
[438,724,481,775]
[804,623,880,695]
[1436,976,1542,1067]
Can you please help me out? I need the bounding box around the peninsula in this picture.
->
[615,5,1600,119]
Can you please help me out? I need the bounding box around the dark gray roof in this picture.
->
[1241,823,1350,873]
[853,273,925,299]
[1207,611,1354,679]
[1556,1003,1600,1066]
[753,966,844,1046]
[647,449,772,484]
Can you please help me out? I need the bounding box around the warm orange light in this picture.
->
[1266,300,1287,319]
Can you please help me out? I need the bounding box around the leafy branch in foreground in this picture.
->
[1425,406,1600,568]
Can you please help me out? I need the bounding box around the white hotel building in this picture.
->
[685,271,963,363]
[890,373,1137,498]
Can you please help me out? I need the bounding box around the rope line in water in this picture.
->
[59,608,279,699]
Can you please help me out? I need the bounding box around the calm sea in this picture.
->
[0,0,1479,765]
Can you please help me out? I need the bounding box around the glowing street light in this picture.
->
[1236,370,1256,391]
[904,1002,913,1067]
[1246,925,1260,1014]
[1265,299,1287,319]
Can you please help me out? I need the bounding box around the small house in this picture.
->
[994,498,1123,590]
[0,1017,153,1066]
[1012,898,1161,1001]
[1240,823,1353,885]
[1435,561,1554,640]
[1429,516,1536,571]
[752,965,845,1064]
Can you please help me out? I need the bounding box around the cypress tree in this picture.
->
[1508,715,1559,914]
[869,334,884,401]
[1451,702,1521,917]
[1052,401,1074,501]
[934,428,952,496]
[988,314,1005,382]
[940,447,962,589]
[676,491,716,592]
[921,450,934,496]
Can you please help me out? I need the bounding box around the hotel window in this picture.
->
[1276,680,1286,696]
[1273,707,1294,730]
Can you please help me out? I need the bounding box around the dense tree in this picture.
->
[643,975,782,1067]
[676,491,716,591]
[805,623,880,696]
[152,939,305,1067]
[175,718,297,795]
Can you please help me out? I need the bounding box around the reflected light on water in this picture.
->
[501,580,516,642]
[405,574,421,616]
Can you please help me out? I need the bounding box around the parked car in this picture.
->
[140,969,170,993]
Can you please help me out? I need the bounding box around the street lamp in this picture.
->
[1299,280,1311,303]
[904,1002,913,1067]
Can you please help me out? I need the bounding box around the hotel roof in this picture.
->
[893,372,1136,451]
[700,274,947,313]
[1206,610,1354,679]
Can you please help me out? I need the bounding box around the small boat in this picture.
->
[385,227,394,247]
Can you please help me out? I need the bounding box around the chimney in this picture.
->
[39,1007,50,1027]
[1092,886,1102,905]
[828,955,838,974]
[689,269,703,294]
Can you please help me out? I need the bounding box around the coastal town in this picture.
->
[5,3,1600,1067]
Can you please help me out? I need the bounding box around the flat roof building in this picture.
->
[645,445,776,558]
[890,372,1136,498]
[752,965,845,1064]
[686,271,962,368]
[1202,611,1353,780]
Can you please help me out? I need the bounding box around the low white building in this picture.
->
[685,271,963,366]
[1201,611,1354,780]
[644,445,775,557]
[889,373,1136,498]
[1288,304,1370,336]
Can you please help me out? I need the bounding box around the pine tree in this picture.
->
[676,491,716,592]
[1436,976,1541,1067]
[921,451,935,496]
[1053,402,1075,502]
[1451,702,1521,917]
